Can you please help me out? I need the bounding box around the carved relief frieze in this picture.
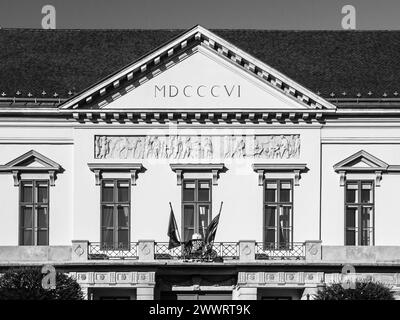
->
[94,135,300,160]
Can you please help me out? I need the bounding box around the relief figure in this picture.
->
[253,137,264,158]
[182,137,192,159]
[152,136,161,158]
[204,137,213,159]
[232,137,246,158]
[96,136,110,159]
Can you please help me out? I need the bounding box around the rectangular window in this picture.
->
[182,180,211,242]
[263,179,293,249]
[19,180,49,245]
[101,179,130,250]
[345,181,374,246]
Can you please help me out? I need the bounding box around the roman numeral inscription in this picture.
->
[154,85,241,98]
[94,135,300,160]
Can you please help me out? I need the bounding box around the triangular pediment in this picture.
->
[102,48,314,110]
[59,25,336,112]
[0,150,62,172]
[334,150,389,172]
[24,159,48,168]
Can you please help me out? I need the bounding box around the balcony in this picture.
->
[154,242,239,261]
[88,243,139,260]
[255,242,305,260]
[87,242,241,261]
[4,241,400,265]
[84,241,306,261]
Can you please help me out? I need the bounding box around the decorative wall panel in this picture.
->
[94,135,300,160]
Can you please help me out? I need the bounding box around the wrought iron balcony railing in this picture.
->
[154,243,182,260]
[87,241,305,261]
[211,242,239,260]
[154,242,239,261]
[255,242,305,260]
[88,242,139,260]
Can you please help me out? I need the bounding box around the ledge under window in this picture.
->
[88,163,144,186]
[170,163,225,185]
[252,163,308,186]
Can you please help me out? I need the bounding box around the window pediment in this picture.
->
[333,150,388,172]
[87,163,144,186]
[0,150,63,186]
[252,163,308,186]
[333,150,400,187]
[170,163,225,185]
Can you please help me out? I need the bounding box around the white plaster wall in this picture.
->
[72,125,321,243]
[10,121,400,246]
[7,121,400,246]
[0,40,331,246]
[321,126,400,245]
[0,125,73,245]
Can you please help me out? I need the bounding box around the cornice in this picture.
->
[87,163,144,186]
[252,163,308,172]
[252,163,308,186]
[170,163,225,185]
[87,163,143,171]
[170,163,225,171]
[68,110,329,124]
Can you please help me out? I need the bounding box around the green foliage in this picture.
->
[315,280,395,300]
[0,267,83,300]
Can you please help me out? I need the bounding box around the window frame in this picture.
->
[263,179,294,249]
[100,178,131,250]
[181,179,212,242]
[344,179,375,246]
[19,179,49,246]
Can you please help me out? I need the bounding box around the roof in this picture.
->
[1,28,400,101]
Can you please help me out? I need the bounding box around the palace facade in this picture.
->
[1,26,400,300]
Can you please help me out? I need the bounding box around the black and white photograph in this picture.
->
[0,0,400,314]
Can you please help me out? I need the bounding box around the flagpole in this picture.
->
[206,201,223,245]
[213,201,223,243]
[169,202,182,242]
[218,201,223,216]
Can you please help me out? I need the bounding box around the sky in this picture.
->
[0,0,399,30]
